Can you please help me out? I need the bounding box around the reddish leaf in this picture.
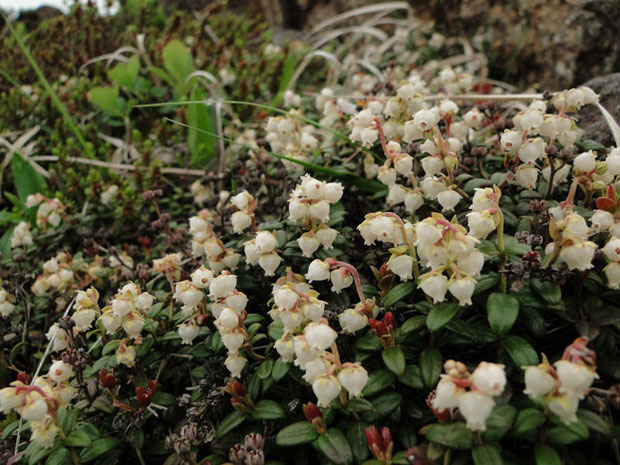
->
[596,197,616,213]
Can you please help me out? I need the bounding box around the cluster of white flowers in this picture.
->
[415,213,485,305]
[523,338,598,424]
[244,230,282,276]
[10,221,33,248]
[501,88,598,190]
[98,282,155,367]
[26,193,65,229]
[230,190,257,234]
[348,109,379,148]
[32,253,75,296]
[466,187,502,239]
[265,112,319,169]
[268,272,368,407]
[0,362,76,447]
[437,68,473,95]
[547,206,597,271]
[288,175,342,257]
[209,272,249,378]
[431,360,506,431]
[188,211,241,272]
[0,286,16,318]
[71,287,100,331]
[314,87,356,127]
[100,185,119,206]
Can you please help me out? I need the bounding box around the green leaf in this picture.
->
[252,400,286,420]
[46,448,70,465]
[216,410,247,440]
[187,87,216,165]
[12,152,47,202]
[530,279,561,305]
[547,421,589,445]
[347,423,369,462]
[79,438,122,462]
[487,293,519,336]
[361,370,396,397]
[108,55,139,90]
[162,39,194,87]
[102,339,121,356]
[577,409,612,435]
[57,407,78,435]
[398,365,423,389]
[362,391,402,422]
[424,422,474,449]
[503,335,539,367]
[272,53,299,107]
[257,360,274,380]
[472,444,503,465]
[275,422,318,446]
[383,282,416,306]
[427,302,459,332]
[346,397,374,413]
[535,445,561,465]
[25,440,50,465]
[88,86,122,116]
[316,428,353,464]
[382,346,405,376]
[355,332,383,352]
[272,357,290,381]
[512,408,545,436]
[0,226,14,255]
[482,404,517,442]
[64,430,92,448]
[399,315,427,336]
[420,348,441,389]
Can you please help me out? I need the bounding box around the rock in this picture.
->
[577,73,620,148]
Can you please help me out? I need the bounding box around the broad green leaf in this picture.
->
[88,86,122,116]
[275,422,318,446]
[251,400,286,420]
[383,282,415,306]
[79,437,122,462]
[46,447,70,465]
[424,422,474,450]
[355,332,383,352]
[577,409,612,435]
[420,348,441,389]
[487,293,519,336]
[482,404,517,442]
[272,357,290,381]
[57,407,78,435]
[512,408,545,436]
[64,430,92,448]
[187,87,216,165]
[316,428,353,464]
[503,335,539,367]
[547,421,589,445]
[347,422,369,462]
[361,370,396,397]
[362,391,402,422]
[398,365,423,389]
[108,55,139,90]
[472,444,503,465]
[382,346,405,376]
[162,39,193,87]
[216,410,247,440]
[257,360,274,380]
[25,440,50,465]
[535,445,561,465]
[427,302,459,332]
[12,152,47,202]
[530,279,561,305]
[399,315,426,336]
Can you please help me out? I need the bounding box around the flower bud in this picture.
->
[330,268,353,293]
[304,321,337,350]
[471,362,506,396]
[337,363,368,397]
[312,375,341,407]
[457,391,494,431]
[419,273,448,303]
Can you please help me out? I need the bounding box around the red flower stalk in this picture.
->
[365,426,393,463]
[303,402,326,434]
[17,372,32,385]
[369,312,396,347]
[99,368,116,390]
[136,380,157,412]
